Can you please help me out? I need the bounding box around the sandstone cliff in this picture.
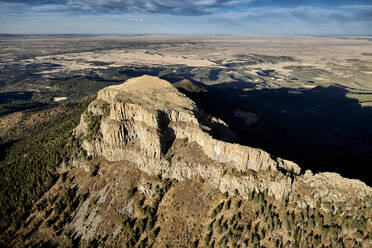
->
[74,75,371,206]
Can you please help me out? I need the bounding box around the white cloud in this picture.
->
[0,0,371,34]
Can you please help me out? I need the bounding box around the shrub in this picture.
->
[235,200,242,209]
[204,231,212,245]
[149,230,156,241]
[90,164,99,177]
[126,187,137,198]
[211,209,217,219]
[224,199,231,210]
[191,240,198,248]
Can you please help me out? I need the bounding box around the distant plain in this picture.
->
[1,34,371,184]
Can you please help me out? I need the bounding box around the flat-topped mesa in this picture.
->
[77,75,293,173]
[98,75,199,123]
[74,75,371,203]
[97,76,200,140]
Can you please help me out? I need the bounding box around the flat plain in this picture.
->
[1,35,372,104]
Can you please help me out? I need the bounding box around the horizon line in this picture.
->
[1,33,372,37]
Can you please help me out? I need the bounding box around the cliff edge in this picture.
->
[74,75,371,206]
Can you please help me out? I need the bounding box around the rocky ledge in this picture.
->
[74,75,371,207]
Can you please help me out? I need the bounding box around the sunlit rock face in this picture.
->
[74,75,371,204]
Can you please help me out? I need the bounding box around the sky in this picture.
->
[0,0,371,35]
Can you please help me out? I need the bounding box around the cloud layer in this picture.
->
[1,0,249,15]
[0,0,371,34]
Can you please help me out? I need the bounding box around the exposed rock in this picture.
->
[296,172,372,204]
[276,157,301,175]
[74,75,372,205]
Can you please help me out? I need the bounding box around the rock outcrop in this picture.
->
[74,75,372,206]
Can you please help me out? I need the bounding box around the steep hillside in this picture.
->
[6,76,371,247]
[0,97,93,236]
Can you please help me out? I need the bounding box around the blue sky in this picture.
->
[0,0,371,35]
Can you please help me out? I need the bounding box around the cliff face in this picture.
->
[12,75,372,248]
[74,75,371,205]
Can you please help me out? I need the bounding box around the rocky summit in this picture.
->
[11,75,371,247]
[75,75,371,204]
